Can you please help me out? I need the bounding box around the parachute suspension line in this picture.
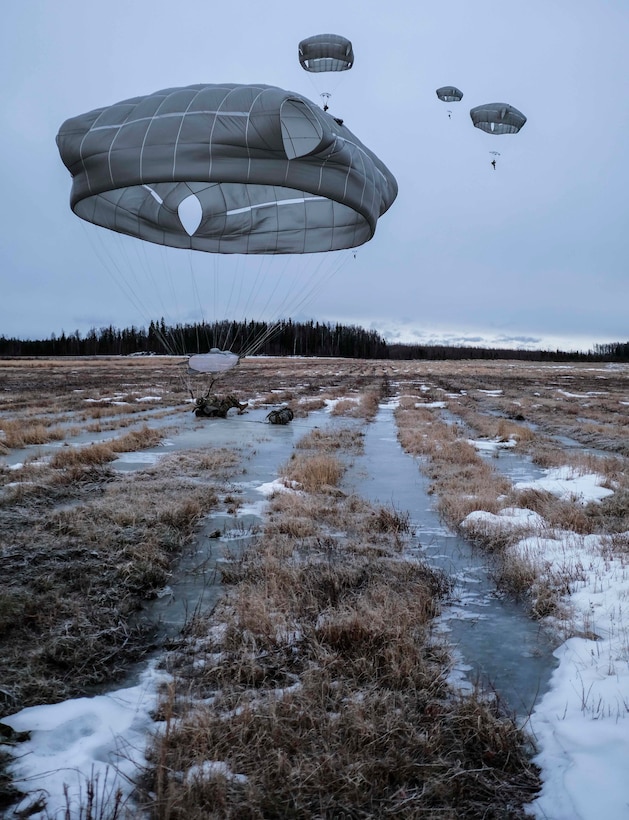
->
[123,234,190,357]
[144,243,240,360]
[299,66,343,115]
[135,238,186,355]
[235,255,292,357]
[185,249,291,361]
[194,232,298,360]
[184,250,280,359]
[195,262,226,358]
[234,250,310,359]
[304,70,345,111]
[489,150,501,170]
[229,254,264,334]
[192,252,271,360]
[237,250,353,360]
[214,255,251,353]
[296,249,353,314]
[82,225,145,324]
[196,251,225,351]
[187,253,203,354]
[86,223,213,362]
[209,253,230,350]
[241,255,290,334]
[210,254,249,353]
[81,223,180,357]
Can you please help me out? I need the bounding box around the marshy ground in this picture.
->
[0,355,627,818]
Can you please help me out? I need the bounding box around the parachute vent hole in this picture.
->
[178,195,203,236]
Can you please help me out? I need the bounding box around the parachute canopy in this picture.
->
[298,34,354,73]
[436,86,463,103]
[56,83,396,255]
[188,349,239,375]
[469,102,527,135]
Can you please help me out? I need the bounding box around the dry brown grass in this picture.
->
[328,396,360,415]
[148,678,538,819]
[0,419,66,448]
[46,426,165,471]
[297,396,327,412]
[393,372,629,626]
[48,441,118,468]
[419,359,629,457]
[80,402,147,420]
[0,446,240,719]
[296,426,364,453]
[156,447,242,478]
[111,425,165,451]
[145,430,540,819]
[439,399,536,449]
[281,452,344,492]
[396,397,512,525]
[329,389,381,420]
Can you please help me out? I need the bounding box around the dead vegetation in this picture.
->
[396,396,513,523]
[414,359,629,458]
[48,425,165,469]
[0,456,235,714]
[1,355,627,817]
[295,426,364,453]
[329,387,382,420]
[145,423,540,819]
[0,418,67,448]
[280,427,365,493]
[392,361,629,628]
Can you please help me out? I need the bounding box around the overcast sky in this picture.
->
[1,0,627,351]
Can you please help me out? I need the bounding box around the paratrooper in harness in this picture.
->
[193,387,248,418]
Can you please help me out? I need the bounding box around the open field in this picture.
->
[0,355,628,818]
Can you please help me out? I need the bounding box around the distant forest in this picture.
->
[1,319,628,362]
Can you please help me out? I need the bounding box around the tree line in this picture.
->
[0,320,627,362]
[0,319,388,360]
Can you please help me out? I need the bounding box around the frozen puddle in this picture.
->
[344,399,558,717]
[126,407,341,641]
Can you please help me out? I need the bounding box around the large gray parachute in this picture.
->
[56,83,396,254]
[469,102,527,135]
[298,34,354,73]
[436,86,463,102]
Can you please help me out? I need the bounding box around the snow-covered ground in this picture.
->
[0,663,169,819]
[462,448,629,819]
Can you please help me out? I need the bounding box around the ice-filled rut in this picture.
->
[344,399,558,716]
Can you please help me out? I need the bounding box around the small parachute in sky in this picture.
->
[298,34,354,73]
[469,102,527,135]
[298,34,354,112]
[436,86,463,103]
[489,150,501,170]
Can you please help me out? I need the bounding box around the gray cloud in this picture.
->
[1,0,627,351]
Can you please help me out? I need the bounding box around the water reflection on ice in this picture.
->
[343,399,558,718]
